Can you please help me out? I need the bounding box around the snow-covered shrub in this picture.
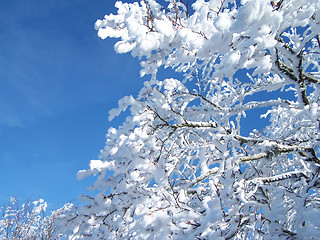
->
[0,197,71,239]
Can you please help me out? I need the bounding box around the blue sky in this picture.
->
[0,0,147,210]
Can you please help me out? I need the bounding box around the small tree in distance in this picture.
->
[58,0,320,239]
[0,197,71,239]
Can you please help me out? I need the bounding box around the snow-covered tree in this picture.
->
[58,0,320,239]
[0,197,71,239]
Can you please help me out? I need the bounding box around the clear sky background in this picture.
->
[0,0,149,211]
[0,0,273,212]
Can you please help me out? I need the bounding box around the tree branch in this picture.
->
[234,135,320,164]
[297,50,309,105]
[252,170,308,184]
[187,167,219,191]
[174,121,218,129]
[238,153,268,163]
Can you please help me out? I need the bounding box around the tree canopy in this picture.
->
[58,0,320,239]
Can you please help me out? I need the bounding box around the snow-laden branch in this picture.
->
[251,170,309,184]
[236,135,320,164]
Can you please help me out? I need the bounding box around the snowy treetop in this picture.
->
[58,1,320,239]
